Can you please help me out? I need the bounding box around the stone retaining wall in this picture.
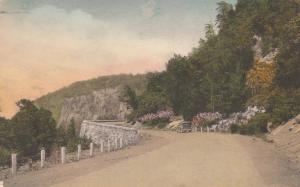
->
[80,120,138,146]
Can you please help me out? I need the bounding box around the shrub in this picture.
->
[239,113,271,135]
[230,124,240,134]
[192,112,222,127]
[139,110,174,123]
[143,118,169,129]
[239,124,256,135]
[0,147,10,167]
[78,136,92,150]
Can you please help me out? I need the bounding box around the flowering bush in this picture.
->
[192,112,222,126]
[139,110,174,123]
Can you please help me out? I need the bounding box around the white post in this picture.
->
[100,140,104,153]
[107,139,111,152]
[201,127,203,133]
[77,145,81,161]
[89,143,94,157]
[114,137,118,151]
[61,147,66,164]
[41,149,45,168]
[207,127,209,133]
[0,181,3,187]
[11,153,17,175]
[120,137,123,149]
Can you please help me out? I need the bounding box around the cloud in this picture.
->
[0,5,190,117]
[141,0,157,18]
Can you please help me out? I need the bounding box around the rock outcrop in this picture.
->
[58,88,131,127]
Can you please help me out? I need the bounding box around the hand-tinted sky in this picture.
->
[0,0,236,117]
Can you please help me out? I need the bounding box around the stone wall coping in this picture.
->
[82,120,137,132]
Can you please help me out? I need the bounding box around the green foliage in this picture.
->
[66,119,78,152]
[232,113,271,135]
[0,147,10,167]
[9,99,57,157]
[121,85,138,110]
[78,136,92,150]
[0,117,10,147]
[230,124,240,134]
[143,118,169,129]
[54,119,92,152]
[55,126,67,146]
[267,89,300,125]
[0,100,94,167]
[134,74,171,117]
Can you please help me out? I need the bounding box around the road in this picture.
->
[50,131,300,187]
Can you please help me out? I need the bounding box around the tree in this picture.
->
[276,14,300,89]
[216,1,233,30]
[122,85,138,110]
[66,119,78,151]
[9,99,57,157]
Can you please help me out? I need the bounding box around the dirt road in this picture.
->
[6,131,300,187]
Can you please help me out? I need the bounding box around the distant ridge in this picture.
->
[35,74,148,123]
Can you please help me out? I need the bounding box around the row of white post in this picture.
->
[192,127,212,133]
[10,136,129,176]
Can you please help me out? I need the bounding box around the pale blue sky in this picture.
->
[4,0,237,40]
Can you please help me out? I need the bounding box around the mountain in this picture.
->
[35,74,148,127]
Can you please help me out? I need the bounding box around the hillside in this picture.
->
[268,114,300,162]
[35,74,148,126]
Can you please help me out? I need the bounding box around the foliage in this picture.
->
[135,89,170,117]
[0,100,94,166]
[143,118,170,129]
[9,99,57,157]
[232,113,271,135]
[192,112,222,127]
[0,117,11,166]
[78,136,92,150]
[66,119,78,152]
[230,124,240,134]
[246,60,277,95]
[56,119,91,152]
[121,85,138,110]
[138,110,174,123]
[267,89,300,125]
[0,147,10,167]
[138,110,174,129]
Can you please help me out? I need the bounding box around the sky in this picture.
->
[0,0,236,117]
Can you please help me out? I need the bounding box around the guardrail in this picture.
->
[0,135,138,183]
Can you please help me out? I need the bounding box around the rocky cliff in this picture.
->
[58,87,131,127]
[35,74,148,127]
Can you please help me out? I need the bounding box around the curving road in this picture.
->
[51,131,300,187]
